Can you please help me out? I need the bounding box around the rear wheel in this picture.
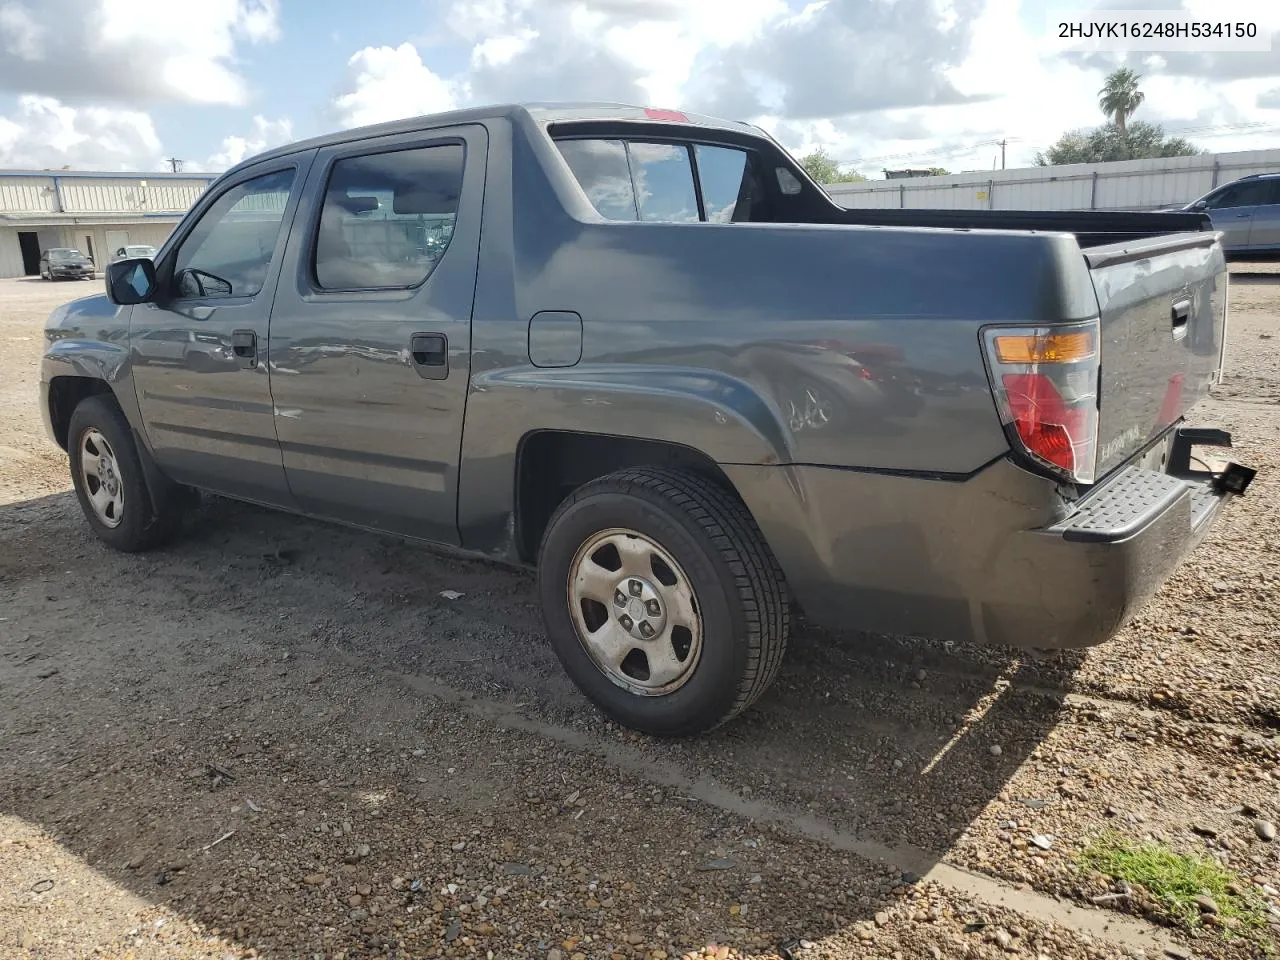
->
[68,395,188,552]
[537,467,789,736]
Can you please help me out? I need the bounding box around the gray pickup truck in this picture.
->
[41,103,1253,736]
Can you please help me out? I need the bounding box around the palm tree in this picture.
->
[1098,67,1144,137]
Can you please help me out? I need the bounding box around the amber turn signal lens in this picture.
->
[992,330,1096,364]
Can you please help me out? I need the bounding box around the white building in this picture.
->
[0,169,216,279]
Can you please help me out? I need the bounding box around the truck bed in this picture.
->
[827,207,1215,249]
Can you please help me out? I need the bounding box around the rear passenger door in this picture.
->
[267,126,486,544]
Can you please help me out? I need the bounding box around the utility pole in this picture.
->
[165,157,183,173]
[999,139,1007,170]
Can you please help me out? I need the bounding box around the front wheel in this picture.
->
[537,467,790,736]
[68,395,188,552]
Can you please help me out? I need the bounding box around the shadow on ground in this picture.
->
[1,490,1084,957]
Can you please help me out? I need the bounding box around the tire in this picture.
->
[537,466,789,736]
[67,395,187,552]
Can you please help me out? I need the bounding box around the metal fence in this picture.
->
[825,148,1280,211]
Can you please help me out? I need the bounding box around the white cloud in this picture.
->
[8,0,1276,184]
[0,2,43,59]
[602,0,786,106]
[758,0,1280,174]
[203,114,294,171]
[333,43,457,129]
[334,0,787,124]
[470,29,537,70]
[0,0,280,105]
[0,95,162,169]
[0,98,292,175]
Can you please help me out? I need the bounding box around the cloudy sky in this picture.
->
[2,0,1280,178]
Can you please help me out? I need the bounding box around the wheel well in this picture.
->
[47,377,115,450]
[514,431,739,563]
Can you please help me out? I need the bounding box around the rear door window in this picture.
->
[313,143,464,291]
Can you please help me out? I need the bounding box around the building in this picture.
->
[0,169,217,279]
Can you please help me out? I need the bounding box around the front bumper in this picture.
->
[725,426,1251,650]
[50,268,94,278]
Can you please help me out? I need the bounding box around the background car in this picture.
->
[1182,173,1280,256]
[111,244,157,263]
[39,248,96,280]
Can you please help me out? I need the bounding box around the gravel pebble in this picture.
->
[2,277,1277,960]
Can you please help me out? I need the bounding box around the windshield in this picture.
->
[49,249,83,261]
[125,246,155,256]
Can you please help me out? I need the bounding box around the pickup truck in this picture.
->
[41,102,1254,736]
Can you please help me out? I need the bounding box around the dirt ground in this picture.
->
[1,269,1277,960]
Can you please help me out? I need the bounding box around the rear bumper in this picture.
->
[979,462,1227,648]
[726,427,1248,650]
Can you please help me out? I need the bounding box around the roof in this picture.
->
[0,168,216,181]
[223,102,759,181]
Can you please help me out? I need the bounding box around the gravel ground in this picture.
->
[1,269,1278,960]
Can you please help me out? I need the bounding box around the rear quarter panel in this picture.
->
[457,115,1102,551]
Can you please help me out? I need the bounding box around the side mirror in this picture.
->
[106,258,157,305]
[1192,200,1208,211]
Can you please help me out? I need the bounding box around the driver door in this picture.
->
[130,153,314,504]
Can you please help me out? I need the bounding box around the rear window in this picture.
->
[628,142,699,223]
[555,138,770,224]
[695,144,767,223]
[553,139,637,221]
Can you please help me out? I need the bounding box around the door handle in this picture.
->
[409,333,448,380]
[1171,299,1190,342]
[231,329,258,369]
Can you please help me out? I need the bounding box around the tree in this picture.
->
[1034,121,1201,165]
[1098,67,1144,136]
[797,147,866,184]
[929,167,951,176]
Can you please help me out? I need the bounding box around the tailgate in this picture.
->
[1084,232,1227,477]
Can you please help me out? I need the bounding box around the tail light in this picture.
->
[982,319,1100,485]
